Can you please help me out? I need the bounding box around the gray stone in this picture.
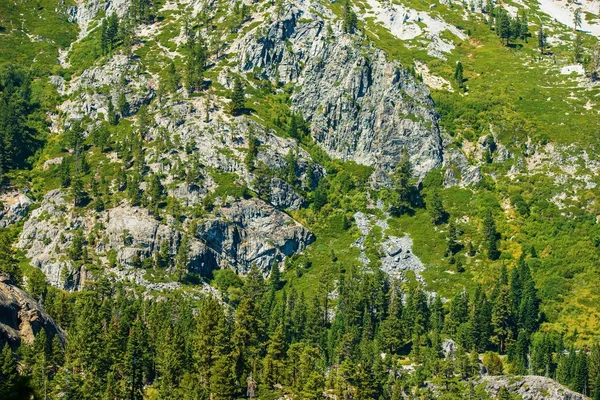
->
[0,274,65,350]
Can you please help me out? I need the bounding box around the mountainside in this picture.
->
[1,0,600,398]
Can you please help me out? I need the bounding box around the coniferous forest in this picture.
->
[2,0,600,398]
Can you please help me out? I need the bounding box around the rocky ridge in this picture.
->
[233,3,444,181]
[0,274,65,350]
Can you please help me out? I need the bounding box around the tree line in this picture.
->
[1,249,599,399]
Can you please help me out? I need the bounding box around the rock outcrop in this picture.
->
[0,274,65,350]
[0,190,33,228]
[196,198,315,274]
[17,190,314,289]
[234,4,443,180]
[480,375,587,400]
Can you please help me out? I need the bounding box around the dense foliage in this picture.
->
[1,258,599,399]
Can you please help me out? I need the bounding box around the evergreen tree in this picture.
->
[378,280,404,354]
[482,209,500,260]
[185,35,206,93]
[520,11,529,40]
[269,261,282,291]
[0,232,21,284]
[0,343,25,399]
[428,189,446,225]
[454,61,464,89]
[491,284,512,353]
[164,60,180,94]
[91,123,110,152]
[245,126,258,171]
[389,150,413,216]
[574,8,582,32]
[342,0,358,34]
[538,24,547,54]
[117,92,130,117]
[574,34,584,63]
[107,98,118,125]
[231,76,245,115]
[496,8,512,45]
[209,353,237,400]
[284,148,297,186]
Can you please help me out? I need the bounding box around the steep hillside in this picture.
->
[1,0,600,398]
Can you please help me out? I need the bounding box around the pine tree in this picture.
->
[574,8,582,32]
[193,295,228,382]
[231,76,245,115]
[209,353,237,399]
[342,0,358,34]
[520,11,529,41]
[496,9,512,45]
[491,283,512,354]
[71,173,86,207]
[483,209,500,260]
[511,13,522,41]
[486,0,495,28]
[428,189,446,225]
[378,280,404,354]
[269,261,282,291]
[574,34,584,63]
[107,98,118,125]
[284,149,297,186]
[117,92,130,117]
[245,126,257,171]
[446,220,460,256]
[91,123,110,152]
[454,61,464,89]
[185,35,206,93]
[263,324,286,386]
[0,232,21,284]
[164,60,180,93]
[0,344,17,398]
[100,18,110,55]
[389,150,413,216]
[538,24,547,54]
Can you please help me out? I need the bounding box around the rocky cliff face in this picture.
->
[234,4,443,180]
[0,190,33,229]
[17,190,313,288]
[0,274,65,350]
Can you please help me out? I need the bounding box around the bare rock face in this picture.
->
[480,375,587,400]
[234,4,443,180]
[0,274,65,350]
[269,178,305,210]
[0,190,33,228]
[17,190,314,289]
[195,198,315,274]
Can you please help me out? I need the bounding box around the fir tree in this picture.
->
[538,24,547,54]
[269,261,282,291]
[389,150,413,216]
[230,76,245,115]
[342,0,358,34]
[483,209,500,260]
[117,92,129,117]
[454,61,464,89]
[574,8,582,32]
[428,189,446,225]
[0,232,21,284]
